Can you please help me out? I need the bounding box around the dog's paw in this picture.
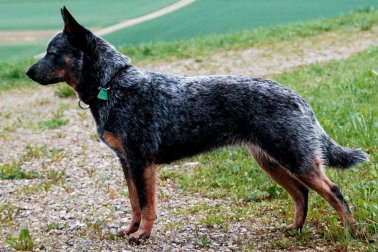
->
[285,223,303,232]
[117,223,140,237]
[129,229,150,244]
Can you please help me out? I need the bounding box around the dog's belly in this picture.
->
[155,141,223,164]
[154,125,246,164]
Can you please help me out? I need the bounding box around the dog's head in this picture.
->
[26,7,96,89]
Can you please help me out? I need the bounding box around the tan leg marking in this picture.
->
[248,144,308,230]
[129,163,157,242]
[102,131,125,154]
[117,177,141,237]
[302,171,357,233]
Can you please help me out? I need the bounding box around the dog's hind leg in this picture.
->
[248,144,309,230]
[296,163,357,234]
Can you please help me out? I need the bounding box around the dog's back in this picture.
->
[113,69,323,171]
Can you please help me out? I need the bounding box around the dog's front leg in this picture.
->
[128,162,157,242]
[117,174,142,236]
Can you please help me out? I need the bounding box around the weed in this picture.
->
[2,117,22,133]
[54,84,76,98]
[162,221,183,232]
[36,108,69,130]
[6,228,35,251]
[19,181,53,195]
[109,233,116,241]
[20,145,47,162]
[0,161,39,180]
[90,132,100,141]
[63,185,74,193]
[47,222,66,230]
[46,168,66,183]
[119,191,129,198]
[20,145,66,163]
[106,184,119,200]
[37,118,68,130]
[198,235,211,248]
[83,218,108,240]
[0,204,21,222]
[85,167,95,178]
[269,234,292,250]
[158,189,169,202]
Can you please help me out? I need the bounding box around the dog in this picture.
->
[26,7,368,242]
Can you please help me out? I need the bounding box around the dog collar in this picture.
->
[96,65,129,102]
[77,65,129,109]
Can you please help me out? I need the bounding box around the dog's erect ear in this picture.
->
[61,6,96,53]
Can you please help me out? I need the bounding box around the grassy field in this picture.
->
[0,0,178,63]
[2,8,377,89]
[0,0,178,30]
[120,8,378,61]
[166,47,378,250]
[0,44,46,64]
[104,0,378,46]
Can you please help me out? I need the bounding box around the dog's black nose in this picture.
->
[26,67,35,79]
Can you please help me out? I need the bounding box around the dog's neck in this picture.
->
[77,38,131,105]
[89,38,131,86]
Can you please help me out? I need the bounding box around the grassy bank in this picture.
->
[120,7,378,61]
[162,47,378,250]
[106,0,378,46]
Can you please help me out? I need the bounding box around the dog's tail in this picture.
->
[321,133,368,170]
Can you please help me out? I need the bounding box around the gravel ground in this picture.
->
[0,27,377,251]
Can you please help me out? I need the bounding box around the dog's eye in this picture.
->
[47,50,57,55]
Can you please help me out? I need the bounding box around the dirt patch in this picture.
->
[140,26,378,77]
[0,30,59,45]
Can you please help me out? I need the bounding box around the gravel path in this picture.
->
[0,27,377,251]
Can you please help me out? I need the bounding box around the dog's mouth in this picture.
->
[26,67,64,85]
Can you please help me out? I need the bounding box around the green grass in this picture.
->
[37,118,69,130]
[0,0,178,30]
[0,162,39,180]
[119,8,378,61]
[0,44,46,64]
[0,59,35,89]
[54,84,76,98]
[0,204,21,222]
[6,228,35,251]
[105,0,378,46]
[162,47,378,250]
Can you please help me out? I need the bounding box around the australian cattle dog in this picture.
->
[26,7,368,242]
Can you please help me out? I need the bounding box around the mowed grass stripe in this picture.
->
[0,0,178,30]
[105,0,378,46]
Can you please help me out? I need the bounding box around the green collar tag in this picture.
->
[97,88,109,101]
